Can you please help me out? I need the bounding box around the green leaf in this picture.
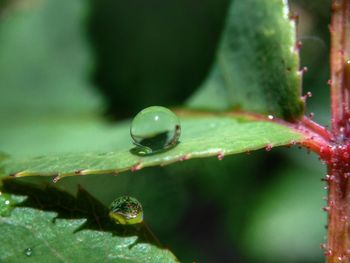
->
[2,113,304,180]
[187,0,304,120]
[0,179,178,263]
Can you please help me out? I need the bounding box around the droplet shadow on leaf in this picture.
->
[130,140,180,157]
[1,178,162,248]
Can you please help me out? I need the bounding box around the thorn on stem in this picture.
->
[324,249,333,257]
[299,66,308,75]
[265,144,273,151]
[131,163,142,172]
[323,206,331,212]
[289,12,299,23]
[52,175,61,183]
[295,40,302,51]
[179,154,189,161]
[217,151,225,160]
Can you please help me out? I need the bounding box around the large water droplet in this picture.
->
[130,106,181,155]
[109,196,143,225]
[24,248,32,257]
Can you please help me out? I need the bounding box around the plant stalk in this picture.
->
[325,160,350,263]
[330,0,349,139]
[326,0,350,262]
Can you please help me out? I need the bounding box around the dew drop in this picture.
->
[0,192,13,216]
[109,196,143,225]
[24,248,32,257]
[130,106,181,155]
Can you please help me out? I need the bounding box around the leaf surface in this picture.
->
[2,113,304,180]
[188,0,304,120]
[0,179,178,263]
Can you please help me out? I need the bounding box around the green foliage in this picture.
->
[0,179,178,263]
[3,115,303,180]
[0,0,329,262]
[188,0,304,120]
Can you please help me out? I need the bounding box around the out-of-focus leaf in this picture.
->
[188,0,304,120]
[0,179,179,263]
[240,159,325,262]
[89,0,230,118]
[2,113,304,180]
[0,0,102,119]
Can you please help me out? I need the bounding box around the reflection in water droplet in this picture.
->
[0,192,12,216]
[24,248,32,257]
[130,106,181,156]
[109,196,143,225]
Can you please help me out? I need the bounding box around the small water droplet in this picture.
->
[0,193,13,216]
[109,196,143,225]
[24,248,32,257]
[130,106,181,156]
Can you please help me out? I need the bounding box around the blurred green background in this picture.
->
[0,0,331,262]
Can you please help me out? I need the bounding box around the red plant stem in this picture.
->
[330,0,349,139]
[301,116,334,142]
[326,1,350,262]
[326,165,350,263]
